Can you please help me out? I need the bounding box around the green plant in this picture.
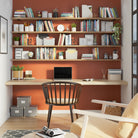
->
[14,37,20,41]
[112,23,122,42]
[71,23,77,28]
[53,8,58,12]
[11,65,24,71]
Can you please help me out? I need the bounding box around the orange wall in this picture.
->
[13,0,121,110]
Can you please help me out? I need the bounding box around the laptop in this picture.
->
[54,67,72,81]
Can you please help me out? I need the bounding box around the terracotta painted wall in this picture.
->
[13,0,121,110]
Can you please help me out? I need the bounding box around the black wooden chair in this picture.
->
[42,81,82,128]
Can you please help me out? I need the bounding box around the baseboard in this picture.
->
[37,110,101,114]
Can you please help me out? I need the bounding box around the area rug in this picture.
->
[2,129,69,138]
[2,130,39,138]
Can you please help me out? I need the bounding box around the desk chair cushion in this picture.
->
[116,93,138,138]
[47,98,77,105]
[70,116,118,138]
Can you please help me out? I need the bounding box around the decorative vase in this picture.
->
[72,27,76,32]
[53,12,58,17]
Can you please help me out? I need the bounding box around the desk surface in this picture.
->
[5,79,128,86]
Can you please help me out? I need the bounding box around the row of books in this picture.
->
[24,7,34,18]
[14,10,26,17]
[101,34,118,45]
[20,34,29,45]
[101,21,113,32]
[82,48,99,59]
[99,7,119,18]
[58,34,72,46]
[36,20,55,32]
[35,48,56,59]
[80,20,99,32]
[72,6,80,18]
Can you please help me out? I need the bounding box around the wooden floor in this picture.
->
[0,113,73,137]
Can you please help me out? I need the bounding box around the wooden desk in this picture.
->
[5,79,128,86]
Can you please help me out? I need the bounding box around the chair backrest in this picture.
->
[42,81,81,105]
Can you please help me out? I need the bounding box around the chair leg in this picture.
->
[47,105,53,128]
[69,105,74,122]
[74,104,78,119]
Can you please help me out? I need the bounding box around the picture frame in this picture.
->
[0,16,8,54]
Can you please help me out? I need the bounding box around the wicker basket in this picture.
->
[105,106,122,116]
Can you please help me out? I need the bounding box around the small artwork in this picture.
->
[0,16,8,54]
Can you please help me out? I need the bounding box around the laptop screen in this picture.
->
[54,67,72,80]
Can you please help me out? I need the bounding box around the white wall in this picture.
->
[121,0,132,103]
[0,0,12,126]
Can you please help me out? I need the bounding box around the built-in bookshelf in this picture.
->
[12,10,121,61]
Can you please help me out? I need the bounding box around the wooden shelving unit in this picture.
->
[12,17,121,62]
[12,59,121,62]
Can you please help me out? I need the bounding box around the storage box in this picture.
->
[17,96,31,107]
[108,74,121,80]
[24,106,37,117]
[10,106,23,117]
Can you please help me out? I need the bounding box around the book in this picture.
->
[36,128,66,138]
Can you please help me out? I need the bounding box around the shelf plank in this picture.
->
[12,59,121,62]
[5,79,127,86]
[12,17,120,21]
[12,31,114,34]
[12,45,121,48]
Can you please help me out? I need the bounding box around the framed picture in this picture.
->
[0,16,8,54]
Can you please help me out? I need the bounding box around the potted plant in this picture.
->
[11,65,24,80]
[71,23,77,32]
[112,23,122,45]
[53,8,58,17]
[14,36,20,46]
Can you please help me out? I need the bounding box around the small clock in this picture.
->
[57,24,64,32]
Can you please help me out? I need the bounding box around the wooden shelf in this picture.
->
[12,45,121,48]
[12,17,120,21]
[5,79,127,86]
[12,31,114,34]
[12,59,121,62]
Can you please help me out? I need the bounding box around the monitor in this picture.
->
[54,67,72,80]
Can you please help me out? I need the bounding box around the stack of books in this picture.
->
[35,48,56,60]
[24,7,34,18]
[81,54,93,59]
[108,69,122,80]
[101,21,113,32]
[14,10,26,18]
[61,12,73,17]
[99,7,119,18]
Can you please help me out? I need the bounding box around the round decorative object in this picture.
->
[57,24,64,32]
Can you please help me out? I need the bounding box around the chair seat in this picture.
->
[70,116,118,138]
[47,98,77,104]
